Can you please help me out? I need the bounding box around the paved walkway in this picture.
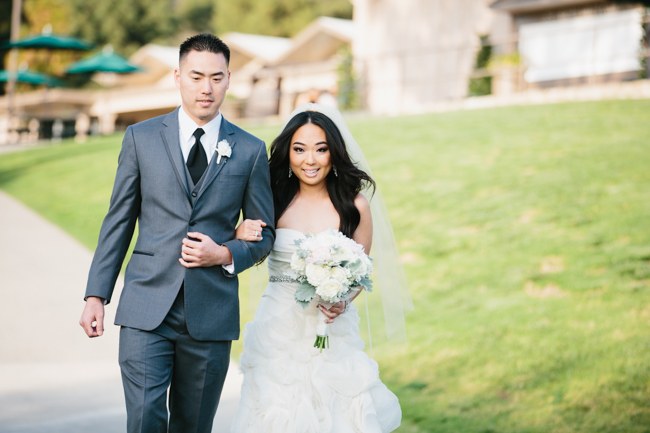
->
[0,190,242,433]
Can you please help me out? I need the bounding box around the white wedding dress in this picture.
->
[231,228,401,433]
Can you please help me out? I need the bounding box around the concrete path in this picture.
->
[0,190,242,433]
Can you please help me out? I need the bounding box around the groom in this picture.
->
[79,34,274,433]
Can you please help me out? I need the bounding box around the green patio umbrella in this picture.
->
[66,47,142,74]
[4,27,92,51]
[0,69,62,87]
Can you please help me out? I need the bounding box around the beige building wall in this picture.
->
[353,0,495,114]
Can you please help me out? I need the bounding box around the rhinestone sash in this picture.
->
[268,275,298,283]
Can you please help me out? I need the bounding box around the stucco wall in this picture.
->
[353,0,495,114]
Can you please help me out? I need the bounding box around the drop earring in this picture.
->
[333,166,338,177]
[288,168,293,178]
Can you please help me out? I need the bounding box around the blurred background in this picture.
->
[0,0,648,144]
[0,1,649,433]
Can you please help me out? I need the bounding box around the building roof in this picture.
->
[224,33,292,62]
[223,33,292,71]
[130,44,178,69]
[491,0,607,13]
[272,17,355,66]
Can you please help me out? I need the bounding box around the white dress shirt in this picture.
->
[178,107,222,164]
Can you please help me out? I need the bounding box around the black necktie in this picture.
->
[187,128,207,185]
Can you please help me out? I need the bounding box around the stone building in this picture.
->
[352,0,496,114]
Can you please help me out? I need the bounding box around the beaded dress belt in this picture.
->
[269,275,298,283]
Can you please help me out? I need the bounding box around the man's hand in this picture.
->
[179,232,233,268]
[79,296,105,338]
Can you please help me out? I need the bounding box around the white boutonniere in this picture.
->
[216,139,232,164]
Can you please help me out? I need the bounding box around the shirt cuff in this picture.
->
[222,262,235,274]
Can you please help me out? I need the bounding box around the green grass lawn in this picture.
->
[1,99,649,432]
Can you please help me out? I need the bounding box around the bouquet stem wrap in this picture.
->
[314,310,329,351]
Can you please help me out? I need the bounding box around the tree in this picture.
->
[178,0,215,33]
[68,0,179,55]
[213,0,353,37]
[0,0,15,95]
[1,0,80,90]
[0,0,15,72]
[609,0,650,5]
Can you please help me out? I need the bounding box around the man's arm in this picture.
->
[221,141,275,274]
[80,126,141,336]
[85,126,141,302]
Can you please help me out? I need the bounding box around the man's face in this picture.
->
[175,50,230,126]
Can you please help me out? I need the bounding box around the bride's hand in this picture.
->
[235,219,267,241]
[319,300,348,323]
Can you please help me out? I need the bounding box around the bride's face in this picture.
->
[289,122,333,187]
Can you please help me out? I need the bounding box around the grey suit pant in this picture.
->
[119,288,231,433]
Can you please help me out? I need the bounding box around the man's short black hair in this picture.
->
[179,33,230,65]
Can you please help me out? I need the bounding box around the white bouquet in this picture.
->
[289,229,373,350]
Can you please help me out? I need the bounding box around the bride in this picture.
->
[230,103,402,433]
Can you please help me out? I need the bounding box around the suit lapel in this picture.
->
[196,117,237,200]
[160,108,192,201]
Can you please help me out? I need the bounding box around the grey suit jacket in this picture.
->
[85,108,275,341]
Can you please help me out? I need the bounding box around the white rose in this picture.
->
[329,266,349,285]
[305,263,330,287]
[316,278,343,302]
[320,230,338,243]
[290,254,306,273]
[332,245,354,263]
[310,243,333,264]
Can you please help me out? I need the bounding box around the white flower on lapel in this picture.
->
[216,139,232,164]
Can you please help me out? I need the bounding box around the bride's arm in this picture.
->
[352,194,373,253]
[346,194,373,305]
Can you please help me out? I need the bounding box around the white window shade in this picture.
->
[519,9,643,83]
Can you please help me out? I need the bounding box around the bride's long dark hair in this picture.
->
[269,111,375,238]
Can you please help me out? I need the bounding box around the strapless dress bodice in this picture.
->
[267,228,305,278]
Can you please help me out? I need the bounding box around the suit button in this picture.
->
[189,220,196,226]
[191,192,197,197]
